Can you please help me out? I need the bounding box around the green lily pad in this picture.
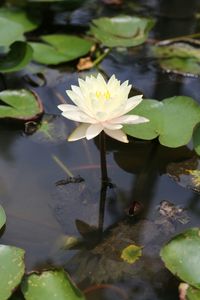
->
[124,96,200,148]
[159,57,200,77]
[158,96,200,147]
[153,42,200,60]
[124,99,162,140]
[0,245,25,300]
[187,286,200,300]
[90,16,155,47]
[193,123,200,155]
[0,205,6,230]
[120,244,142,264]
[160,228,200,289]
[0,89,44,121]
[21,269,85,300]
[0,17,24,46]
[0,41,33,73]
[30,34,93,65]
[29,42,66,65]
[153,41,200,77]
[0,7,39,32]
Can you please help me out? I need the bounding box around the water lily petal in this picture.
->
[97,73,107,86]
[62,110,96,123]
[66,90,83,106]
[58,104,78,112]
[59,74,148,143]
[68,123,90,141]
[103,122,123,130]
[123,95,143,114]
[71,85,82,96]
[111,114,149,124]
[108,75,120,90]
[86,124,103,140]
[120,80,129,88]
[104,128,129,143]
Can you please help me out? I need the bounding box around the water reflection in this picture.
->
[0,1,200,298]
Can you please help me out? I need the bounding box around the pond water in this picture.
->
[1,0,200,299]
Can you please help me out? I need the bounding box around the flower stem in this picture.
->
[98,131,109,232]
[99,131,108,183]
[147,32,200,45]
[92,48,112,67]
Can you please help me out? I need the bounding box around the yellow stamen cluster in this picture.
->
[96,90,110,100]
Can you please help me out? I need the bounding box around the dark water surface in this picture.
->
[1,0,200,299]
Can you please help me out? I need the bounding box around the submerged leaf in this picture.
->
[0,245,25,300]
[21,269,85,300]
[160,228,200,289]
[90,16,155,47]
[121,244,142,264]
[0,89,43,121]
[68,214,175,283]
[0,41,33,73]
[167,157,200,193]
[27,115,69,144]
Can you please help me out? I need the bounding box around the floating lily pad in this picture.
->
[90,16,155,47]
[160,228,200,289]
[124,96,200,148]
[0,17,24,47]
[154,41,200,60]
[30,43,70,65]
[158,96,200,147]
[124,99,162,140]
[193,123,200,155]
[0,7,39,32]
[153,40,200,77]
[187,286,200,300]
[167,157,200,193]
[21,269,85,300]
[121,244,142,264]
[159,57,200,77]
[0,245,25,300]
[30,35,93,65]
[0,205,6,230]
[0,89,43,121]
[0,41,33,73]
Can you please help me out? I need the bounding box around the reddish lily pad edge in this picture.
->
[0,89,44,122]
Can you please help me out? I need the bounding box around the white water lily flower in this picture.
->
[58,74,149,143]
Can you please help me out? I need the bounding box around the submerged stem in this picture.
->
[52,155,74,178]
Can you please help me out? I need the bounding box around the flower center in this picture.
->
[95,90,110,100]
